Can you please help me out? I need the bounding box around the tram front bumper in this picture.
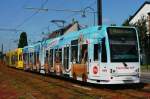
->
[88,75,140,84]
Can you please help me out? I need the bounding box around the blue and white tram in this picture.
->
[42,25,140,84]
[23,45,34,71]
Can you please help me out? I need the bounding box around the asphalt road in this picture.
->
[141,72,150,83]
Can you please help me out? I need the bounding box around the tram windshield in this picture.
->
[107,27,139,62]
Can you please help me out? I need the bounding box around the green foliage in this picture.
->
[122,15,133,26]
[122,16,147,51]
[18,32,28,48]
[133,16,147,51]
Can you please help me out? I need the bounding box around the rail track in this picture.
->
[0,63,150,99]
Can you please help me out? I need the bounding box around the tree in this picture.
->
[134,16,147,51]
[122,16,147,50]
[122,15,133,26]
[18,32,28,48]
[122,16,149,64]
[134,16,150,65]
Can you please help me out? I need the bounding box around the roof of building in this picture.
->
[129,1,150,22]
[47,21,80,39]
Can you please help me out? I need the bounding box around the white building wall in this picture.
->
[130,4,150,24]
[129,3,150,65]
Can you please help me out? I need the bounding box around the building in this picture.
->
[46,21,80,39]
[129,1,150,64]
[129,1,150,34]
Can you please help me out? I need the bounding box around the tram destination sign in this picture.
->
[107,27,135,35]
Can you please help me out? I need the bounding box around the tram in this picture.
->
[42,25,140,84]
[6,25,140,84]
[5,48,23,69]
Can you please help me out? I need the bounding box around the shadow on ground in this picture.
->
[45,73,146,90]
[15,69,147,91]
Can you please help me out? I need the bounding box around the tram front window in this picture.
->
[107,27,139,62]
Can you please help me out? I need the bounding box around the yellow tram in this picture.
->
[15,48,23,69]
[6,48,23,69]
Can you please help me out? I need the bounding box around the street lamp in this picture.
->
[81,7,96,26]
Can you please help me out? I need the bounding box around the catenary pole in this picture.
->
[97,0,102,25]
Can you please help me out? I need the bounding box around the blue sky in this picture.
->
[0,0,148,52]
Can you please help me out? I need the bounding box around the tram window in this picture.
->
[29,53,32,63]
[46,50,48,58]
[55,49,62,63]
[26,53,28,63]
[71,39,78,45]
[48,50,50,65]
[71,40,78,63]
[11,56,14,64]
[46,51,48,60]
[34,52,36,65]
[50,49,53,67]
[37,53,39,59]
[27,53,30,64]
[30,53,34,64]
[14,55,16,64]
[79,44,88,64]
[15,54,18,62]
[24,53,28,62]
[71,46,78,63]
[59,49,62,62]
[36,52,39,64]
[94,44,99,61]
[101,38,107,62]
[64,47,69,69]
[19,54,22,61]
[23,53,26,63]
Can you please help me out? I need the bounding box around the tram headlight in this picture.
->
[113,70,116,73]
[110,69,116,73]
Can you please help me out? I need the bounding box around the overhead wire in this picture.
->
[15,0,48,29]
[39,0,97,35]
[14,0,48,38]
[64,0,97,21]
[31,0,97,39]
[11,0,48,49]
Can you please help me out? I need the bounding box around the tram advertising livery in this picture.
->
[5,25,140,84]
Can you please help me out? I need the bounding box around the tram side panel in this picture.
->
[16,48,23,69]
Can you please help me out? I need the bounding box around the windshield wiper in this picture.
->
[123,62,128,67]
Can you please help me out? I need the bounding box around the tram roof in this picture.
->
[45,25,104,49]
[28,25,137,50]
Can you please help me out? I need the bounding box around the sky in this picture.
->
[0,0,149,52]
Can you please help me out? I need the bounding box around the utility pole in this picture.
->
[97,0,102,25]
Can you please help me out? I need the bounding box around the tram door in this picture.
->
[71,39,88,81]
[89,44,101,79]
[89,38,108,80]
[99,38,109,80]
